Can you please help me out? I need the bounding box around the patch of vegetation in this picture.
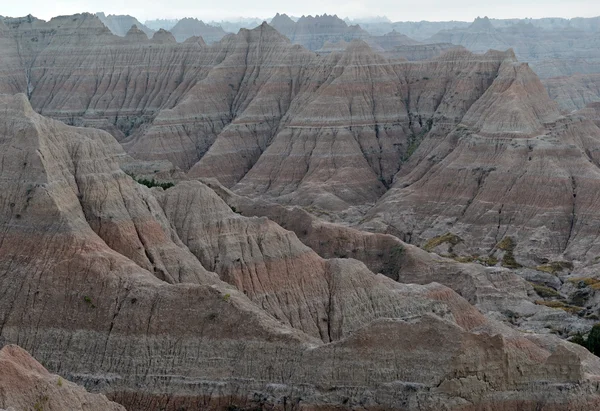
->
[453,255,475,263]
[475,255,498,266]
[83,295,96,308]
[57,377,63,387]
[495,236,522,268]
[135,178,175,190]
[531,283,560,299]
[496,237,515,251]
[390,245,405,260]
[125,171,175,190]
[536,261,574,275]
[34,395,49,411]
[535,300,583,314]
[571,324,600,357]
[567,277,600,290]
[423,233,463,252]
[381,245,405,280]
[222,293,231,302]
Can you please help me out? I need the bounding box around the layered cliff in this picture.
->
[363,58,600,266]
[428,17,600,78]
[3,93,600,410]
[0,345,125,410]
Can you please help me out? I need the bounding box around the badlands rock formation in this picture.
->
[0,345,125,410]
[4,13,600,268]
[96,12,155,37]
[544,73,600,111]
[363,57,600,266]
[169,17,228,43]
[427,16,600,78]
[270,13,369,50]
[3,92,600,410]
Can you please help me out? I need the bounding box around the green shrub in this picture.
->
[83,295,96,308]
[571,324,600,357]
[135,178,174,190]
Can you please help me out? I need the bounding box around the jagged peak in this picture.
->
[345,39,373,52]
[244,21,290,41]
[462,59,562,136]
[183,35,207,46]
[125,24,148,41]
[152,28,176,43]
[469,16,495,31]
[271,13,294,24]
[171,17,225,33]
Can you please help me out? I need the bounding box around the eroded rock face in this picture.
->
[0,15,513,211]
[544,73,600,112]
[3,93,600,410]
[0,345,125,411]
[363,58,600,266]
[169,18,227,44]
[270,13,369,51]
[427,17,600,79]
[96,12,155,37]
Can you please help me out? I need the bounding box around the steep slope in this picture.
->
[0,345,125,411]
[1,13,217,140]
[363,58,600,266]
[544,73,600,112]
[96,13,155,37]
[226,46,512,209]
[169,18,228,44]
[3,94,600,410]
[0,14,508,211]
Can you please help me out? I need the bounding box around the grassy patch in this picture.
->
[495,236,522,268]
[536,261,574,274]
[496,237,514,251]
[568,277,600,290]
[535,300,583,314]
[531,283,560,298]
[476,255,498,266]
[423,233,463,252]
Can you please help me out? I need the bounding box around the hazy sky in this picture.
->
[2,0,600,22]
